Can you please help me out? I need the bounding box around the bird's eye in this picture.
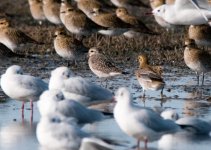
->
[56,93,64,100]
[158,10,160,12]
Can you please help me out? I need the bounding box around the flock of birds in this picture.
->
[1,0,211,150]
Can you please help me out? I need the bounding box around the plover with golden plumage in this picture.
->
[43,0,62,25]
[60,0,73,24]
[116,7,158,38]
[188,25,211,48]
[88,47,127,84]
[135,54,165,98]
[0,18,42,52]
[75,0,114,18]
[53,28,88,66]
[89,8,131,36]
[62,7,103,37]
[28,0,46,25]
[110,0,149,8]
[184,39,211,85]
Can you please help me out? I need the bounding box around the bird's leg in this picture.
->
[21,101,25,120]
[142,89,145,98]
[30,100,33,124]
[160,88,164,98]
[202,72,205,86]
[144,138,148,149]
[196,72,199,85]
[137,140,140,150]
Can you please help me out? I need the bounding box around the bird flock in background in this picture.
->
[1,0,211,149]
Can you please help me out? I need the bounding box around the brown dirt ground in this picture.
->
[0,0,202,68]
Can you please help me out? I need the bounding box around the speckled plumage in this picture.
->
[54,28,88,62]
[63,8,101,35]
[110,0,149,8]
[0,18,41,52]
[88,47,123,78]
[28,0,46,24]
[184,39,211,85]
[43,0,62,24]
[188,25,211,47]
[60,0,73,24]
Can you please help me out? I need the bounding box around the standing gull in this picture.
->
[0,65,48,120]
[114,87,180,149]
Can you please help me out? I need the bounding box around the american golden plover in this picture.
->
[116,7,158,38]
[110,0,149,8]
[28,0,46,25]
[43,0,62,24]
[0,18,42,52]
[184,39,211,85]
[60,0,73,24]
[53,28,88,66]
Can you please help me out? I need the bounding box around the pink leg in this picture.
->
[30,100,33,124]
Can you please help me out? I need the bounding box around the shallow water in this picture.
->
[0,56,211,150]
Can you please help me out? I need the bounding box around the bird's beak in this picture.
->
[60,11,65,14]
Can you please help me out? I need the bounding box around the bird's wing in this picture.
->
[135,69,163,82]
[175,0,211,10]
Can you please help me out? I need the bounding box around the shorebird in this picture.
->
[0,43,25,58]
[53,28,88,66]
[0,65,48,121]
[88,47,127,81]
[135,54,165,98]
[114,87,180,149]
[188,25,211,48]
[43,0,62,24]
[110,0,149,8]
[75,0,114,18]
[28,0,46,25]
[0,18,42,52]
[184,38,211,85]
[49,66,114,106]
[60,0,73,24]
[89,8,131,36]
[116,7,158,38]
[62,7,103,37]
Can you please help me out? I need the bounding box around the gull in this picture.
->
[152,0,211,26]
[37,113,120,150]
[161,109,211,135]
[0,65,48,120]
[114,87,180,149]
[38,90,106,124]
[49,66,113,106]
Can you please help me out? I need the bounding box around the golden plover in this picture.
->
[90,8,131,36]
[76,0,114,18]
[116,7,158,38]
[88,47,127,79]
[43,0,62,24]
[188,25,211,48]
[62,7,102,36]
[135,55,165,97]
[60,0,73,24]
[138,54,163,75]
[53,28,88,66]
[184,39,211,85]
[110,0,149,8]
[28,0,46,25]
[0,18,42,52]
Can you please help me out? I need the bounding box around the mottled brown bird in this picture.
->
[60,0,73,24]
[28,0,46,25]
[53,28,88,66]
[110,0,149,8]
[184,39,211,85]
[0,18,42,52]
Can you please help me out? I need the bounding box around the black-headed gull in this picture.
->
[49,66,113,106]
[38,90,107,124]
[114,87,180,149]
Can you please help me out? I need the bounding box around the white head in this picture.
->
[115,87,132,104]
[39,90,65,103]
[152,5,166,17]
[49,66,73,90]
[5,65,23,75]
[161,109,179,121]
